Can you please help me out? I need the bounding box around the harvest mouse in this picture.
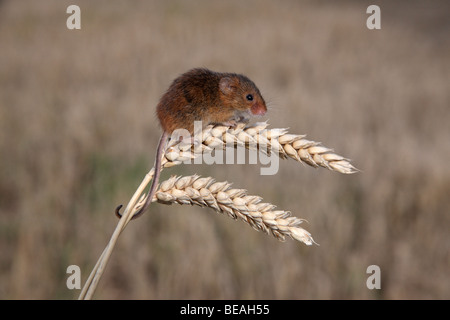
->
[116,68,267,219]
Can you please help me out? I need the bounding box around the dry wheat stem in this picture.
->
[78,169,154,299]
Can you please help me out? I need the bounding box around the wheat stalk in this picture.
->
[79,121,357,299]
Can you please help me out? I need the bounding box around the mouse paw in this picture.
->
[192,137,201,147]
[221,120,238,128]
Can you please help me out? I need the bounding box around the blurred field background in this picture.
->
[1,0,449,299]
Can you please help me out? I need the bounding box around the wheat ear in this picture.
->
[161,121,358,174]
[139,174,315,245]
[79,121,357,299]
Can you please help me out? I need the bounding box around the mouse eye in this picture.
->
[246,94,254,101]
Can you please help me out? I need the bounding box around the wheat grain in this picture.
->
[79,121,355,299]
[141,174,316,245]
[127,122,358,227]
[160,122,358,174]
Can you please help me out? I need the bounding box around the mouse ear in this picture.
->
[219,77,238,95]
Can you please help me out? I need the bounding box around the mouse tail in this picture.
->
[115,130,169,220]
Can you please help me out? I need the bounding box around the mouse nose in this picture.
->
[251,103,267,116]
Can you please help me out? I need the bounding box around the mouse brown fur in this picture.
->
[157,68,267,133]
[116,68,267,219]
